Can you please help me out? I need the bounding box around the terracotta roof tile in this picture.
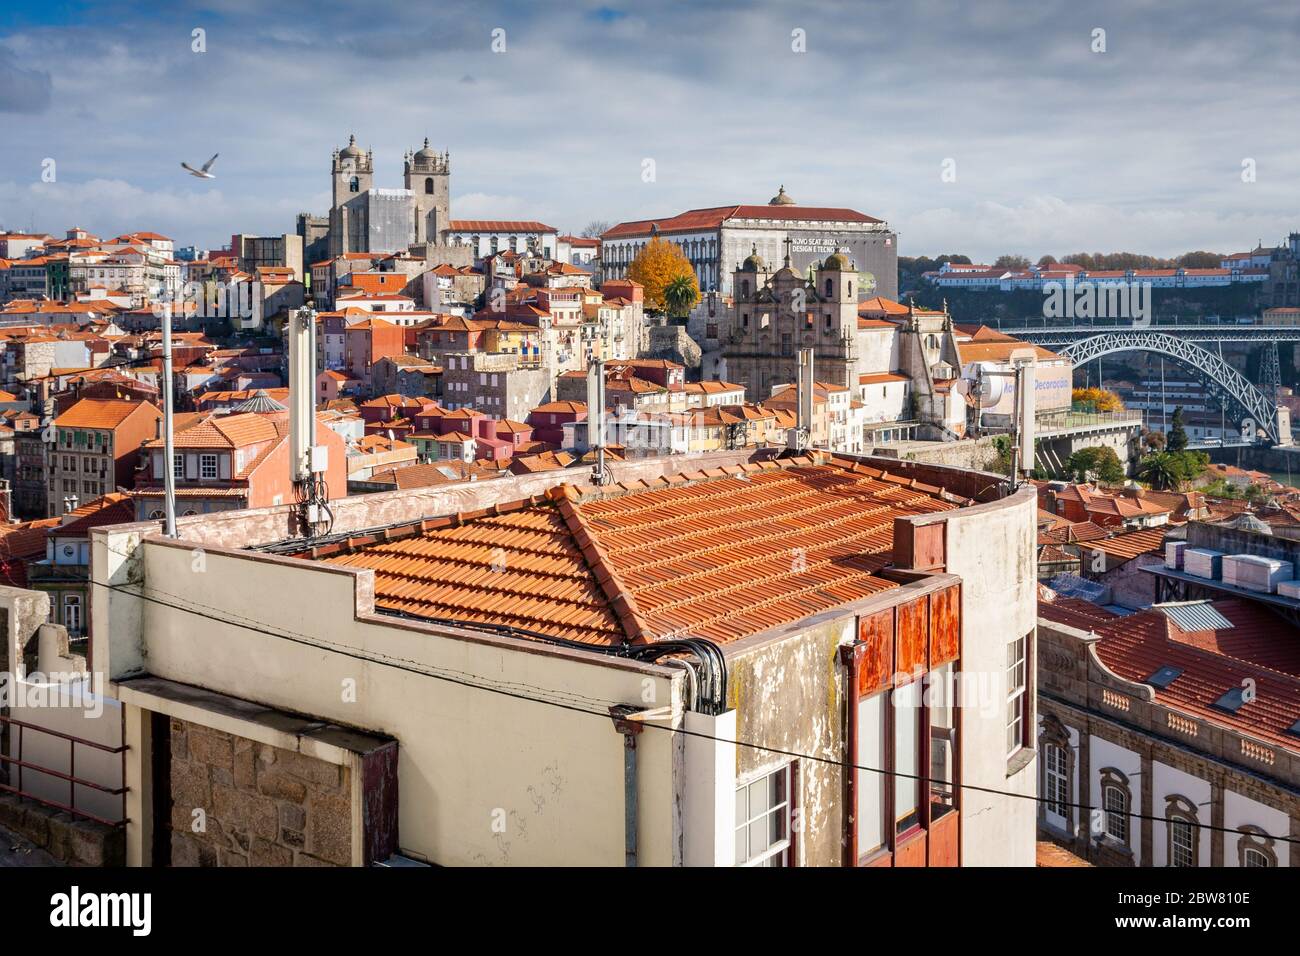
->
[313,459,957,646]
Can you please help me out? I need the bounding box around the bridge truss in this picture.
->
[1061,331,1279,443]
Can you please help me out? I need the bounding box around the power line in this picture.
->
[93,575,1300,847]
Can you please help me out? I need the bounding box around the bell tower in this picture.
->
[331,134,374,209]
[404,138,451,244]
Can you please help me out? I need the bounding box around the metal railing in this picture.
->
[0,711,128,828]
[1034,408,1141,431]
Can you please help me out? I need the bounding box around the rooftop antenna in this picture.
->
[289,306,332,536]
[788,347,814,452]
[587,356,611,485]
[161,301,178,537]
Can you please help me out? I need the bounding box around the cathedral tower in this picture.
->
[404,138,451,244]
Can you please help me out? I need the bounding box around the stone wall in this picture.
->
[168,717,352,867]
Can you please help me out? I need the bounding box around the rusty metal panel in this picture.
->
[929,585,960,667]
[361,741,399,866]
[896,598,928,678]
[857,610,894,696]
[894,830,927,867]
[927,809,960,867]
[893,519,946,571]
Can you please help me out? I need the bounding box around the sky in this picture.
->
[1,0,1298,261]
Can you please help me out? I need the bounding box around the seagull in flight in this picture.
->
[181,153,219,179]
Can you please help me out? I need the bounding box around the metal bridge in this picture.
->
[996,322,1300,346]
[1057,330,1281,443]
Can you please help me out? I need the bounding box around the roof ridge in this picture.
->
[547,484,651,644]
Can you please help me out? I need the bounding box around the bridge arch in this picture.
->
[1062,330,1277,442]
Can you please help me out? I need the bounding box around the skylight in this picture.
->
[1212,687,1246,713]
[1145,665,1183,690]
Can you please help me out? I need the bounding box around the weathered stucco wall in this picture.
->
[943,485,1039,866]
[99,535,685,867]
[726,616,854,867]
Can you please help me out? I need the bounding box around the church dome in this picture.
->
[414,138,437,161]
[822,251,853,271]
[340,134,364,159]
[769,185,796,206]
[739,245,766,272]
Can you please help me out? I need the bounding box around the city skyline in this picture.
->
[2,0,1298,258]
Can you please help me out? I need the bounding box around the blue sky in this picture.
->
[1,0,1298,260]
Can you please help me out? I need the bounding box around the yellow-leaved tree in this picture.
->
[1072,387,1124,412]
[626,236,699,313]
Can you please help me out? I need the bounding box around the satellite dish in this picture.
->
[959,361,1009,407]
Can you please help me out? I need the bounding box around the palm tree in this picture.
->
[1138,452,1181,491]
[663,274,699,321]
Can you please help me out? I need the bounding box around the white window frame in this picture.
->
[1243,846,1271,868]
[172,453,184,479]
[734,764,793,867]
[1006,635,1028,756]
[1169,817,1195,868]
[200,453,219,479]
[1044,743,1069,822]
[1103,784,1129,844]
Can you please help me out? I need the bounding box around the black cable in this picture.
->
[92,575,1300,846]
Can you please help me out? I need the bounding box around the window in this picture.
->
[424,177,434,194]
[1237,827,1277,867]
[1006,635,1028,755]
[200,454,218,479]
[349,176,359,192]
[1169,818,1195,867]
[1044,744,1069,819]
[172,453,184,479]
[1103,784,1129,844]
[1243,847,1271,867]
[735,764,792,866]
[894,679,922,835]
[62,594,81,634]
[928,663,956,821]
[856,693,887,856]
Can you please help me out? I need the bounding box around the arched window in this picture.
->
[1043,743,1069,820]
[825,279,833,297]
[741,280,749,297]
[425,177,434,194]
[1237,826,1277,867]
[1163,795,1199,867]
[1103,782,1129,843]
[349,176,359,193]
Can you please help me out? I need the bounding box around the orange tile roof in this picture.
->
[1092,607,1300,752]
[310,457,959,646]
[145,412,280,449]
[1082,526,1168,562]
[55,398,157,429]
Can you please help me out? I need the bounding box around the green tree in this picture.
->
[1064,446,1124,484]
[1138,452,1182,490]
[1167,406,1188,452]
[663,273,700,319]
